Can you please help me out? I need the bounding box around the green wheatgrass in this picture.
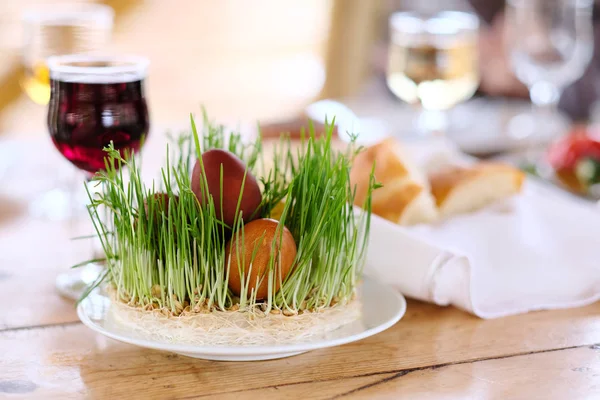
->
[80,113,376,316]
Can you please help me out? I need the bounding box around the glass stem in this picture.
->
[524,81,562,166]
[530,81,561,117]
[84,175,107,260]
[56,173,104,300]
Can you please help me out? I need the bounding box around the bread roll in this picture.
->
[429,162,525,218]
[351,138,438,225]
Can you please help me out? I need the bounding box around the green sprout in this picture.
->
[79,112,375,316]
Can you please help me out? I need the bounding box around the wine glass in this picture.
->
[21,4,114,105]
[47,54,150,300]
[505,0,594,154]
[387,8,480,136]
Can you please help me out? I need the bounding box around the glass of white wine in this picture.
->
[387,10,480,136]
[21,4,114,105]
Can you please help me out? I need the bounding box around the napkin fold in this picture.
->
[364,142,600,318]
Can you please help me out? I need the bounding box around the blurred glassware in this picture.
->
[21,3,114,105]
[387,6,480,136]
[505,0,594,146]
[47,54,150,300]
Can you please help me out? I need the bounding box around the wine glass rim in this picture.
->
[47,54,150,76]
[22,3,114,25]
[390,10,479,33]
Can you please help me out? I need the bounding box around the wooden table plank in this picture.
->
[218,346,600,400]
[345,345,600,399]
[0,141,98,330]
[3,140,600,399]
[0,194,90,330]
[210,374,398,400]
[2,301,600,399]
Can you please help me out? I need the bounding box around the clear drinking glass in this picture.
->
[48,54,150,300]
[21,4,114,105]
[505,0,594,148]
[387,9,480,136]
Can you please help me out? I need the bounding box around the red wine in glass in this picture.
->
[47,55,150,174]
[47,54,149,301]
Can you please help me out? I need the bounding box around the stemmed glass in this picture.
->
[387,6,480,136]
[22,4,114,220]
[47,54,150,300]
[22,3,114,105]
[505,0,594,153]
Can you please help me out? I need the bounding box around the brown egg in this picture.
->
[191,149,262,226]
[225,218,296,300]
[135,193,179,249]
[136,193,178,229]
[144,193,177,217]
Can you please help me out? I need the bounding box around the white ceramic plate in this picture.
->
[77,276,406,361]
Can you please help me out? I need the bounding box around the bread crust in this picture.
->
[351,138,437,224]
[429,162,525,214]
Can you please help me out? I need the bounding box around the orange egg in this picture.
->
[225,218,296,300]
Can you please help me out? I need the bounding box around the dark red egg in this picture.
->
[144,193,177,217]
[135,192,179,250]
[191,149,262,226]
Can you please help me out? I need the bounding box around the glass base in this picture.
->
[55,263,103,301]
[416,109,448,137]
[28,167,93,221]
[506,110,568,145]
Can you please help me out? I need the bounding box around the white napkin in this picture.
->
[364,142,600,318]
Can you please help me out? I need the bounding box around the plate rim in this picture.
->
[77,275,406,356]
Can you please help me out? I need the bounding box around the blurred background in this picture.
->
[3,0,335,136]
[0,0,599,133]
[1,0,600,190]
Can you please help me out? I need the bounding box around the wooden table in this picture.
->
[2,140,600,399]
